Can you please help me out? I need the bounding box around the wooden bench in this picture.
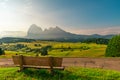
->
[12,55,64,73]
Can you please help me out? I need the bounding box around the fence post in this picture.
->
[19,55,24,71]
[49,57,54,74]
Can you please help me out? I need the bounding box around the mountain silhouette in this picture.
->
[28,24,42,34]
[27,24,79,39]
[26,24,115,39]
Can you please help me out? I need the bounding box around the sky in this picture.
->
[0,0,120,35]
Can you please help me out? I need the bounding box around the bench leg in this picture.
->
[48,68,54,75]
[17,66,25,72]
[19,55,24,71]
[20,66,25,71]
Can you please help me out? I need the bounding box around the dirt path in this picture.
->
[63,58,120,71]
[1,58,120,71]
[0,59,14,67]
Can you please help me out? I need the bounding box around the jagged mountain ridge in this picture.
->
[28,24,42,34]
[26,24,115,39]
[27,24,79,39]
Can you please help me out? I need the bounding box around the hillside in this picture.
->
[0,37,35,43]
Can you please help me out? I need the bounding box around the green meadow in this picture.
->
[2,41,119,80]
[0,41,107,58]
[0,67,120,80]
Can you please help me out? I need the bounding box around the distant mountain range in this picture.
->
[0,24,116,40]
[26,24,115,40]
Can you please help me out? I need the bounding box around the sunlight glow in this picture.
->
[0,0,120,35]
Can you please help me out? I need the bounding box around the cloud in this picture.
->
[15,0,33,13]
[0,0,8,8]
[69,27,120,35]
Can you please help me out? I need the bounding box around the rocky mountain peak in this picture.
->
[28,24,43,34]
[26,24,115,39]
[43,26,65,33]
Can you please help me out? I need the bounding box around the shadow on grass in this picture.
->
[2,67,120,80]
[21,68,120,80]
[22,68,82,80]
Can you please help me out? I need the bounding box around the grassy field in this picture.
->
[1,41,119,80]
[0,41,107,58]
[0,67,120,80]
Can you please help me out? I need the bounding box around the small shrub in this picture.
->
[68,46,71,49]
[0,48,5,55]
[41,45,52,56]
[80,46,90,50]
[34,44,41,47]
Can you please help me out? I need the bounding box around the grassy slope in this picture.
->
[0,67,120,80]
[0,42,107,58]
[50,43,106,57]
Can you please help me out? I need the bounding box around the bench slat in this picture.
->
[12,55,64,71]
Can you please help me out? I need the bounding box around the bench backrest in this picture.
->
[12,55,63,67]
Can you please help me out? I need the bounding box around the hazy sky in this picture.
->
[0,0,120,35]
